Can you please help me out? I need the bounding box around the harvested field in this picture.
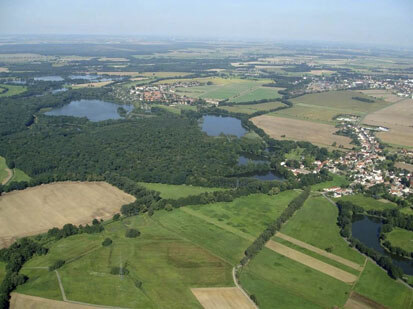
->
[360,90,402,103]
[10,293,107,309]
[191,288,256,309]
[343,291,387,309]
[265,240,358,283]
[363,99,413,147]
[395,162,413,172]
[251,115,352,149]
[275,232,363,271]
[0,182,135,248]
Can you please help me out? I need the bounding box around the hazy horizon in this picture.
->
[1,0,412,48]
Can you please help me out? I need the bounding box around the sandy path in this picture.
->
[275,232,363,271]
[1,168,12,185]
[265,240,358,283]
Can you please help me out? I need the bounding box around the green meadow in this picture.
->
[138,182,226,199]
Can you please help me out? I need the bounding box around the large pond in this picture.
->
[34,76,64,82]
[352,215,413,275]
[200,115,247,138]
[45,99,133,122]
[68,74,111,82]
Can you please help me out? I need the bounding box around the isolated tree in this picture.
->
[102,238,113,247]
[125,228,140,238]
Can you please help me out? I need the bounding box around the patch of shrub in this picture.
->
[49,259,65,271]
[125,228,140,238]
[102,238,113,247]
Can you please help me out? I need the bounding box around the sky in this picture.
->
[0,0,412,47]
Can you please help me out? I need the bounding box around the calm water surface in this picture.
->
[45,99,133,122]
[201,115,247,138]
[34,76,64,82]
[352,215,413,275]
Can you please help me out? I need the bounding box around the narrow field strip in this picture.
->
[191,287,256,309]
[343,291,387,309]
[275,232,363,271]
[10,293,117,309]
[180,208,255,241]
[265,240,358,283]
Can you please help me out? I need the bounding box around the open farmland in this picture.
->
[353,261,413,309]
[138,182,226,199]
[363,98,413,147]
[0,182,135,248]
[10,293,107,309]
[17,214,235,308]
[271,90,391,124]
[360,89,403,103]
[336,194,397,211]
[220,101,286,115]
[185,191,301,237]
[71,81,113,89]
[251,115,353,149]
[278,195,365,265]
[240,248,353,309]
[166,77,279,102]
[191,287,256,309]
[0,84,27,97]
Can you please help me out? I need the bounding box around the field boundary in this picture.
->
[265,240,358,283]
[275,232,363,271]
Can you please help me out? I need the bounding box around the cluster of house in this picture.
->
[129,82,201,105]
[305,75,413,98]
[320,123,413,198]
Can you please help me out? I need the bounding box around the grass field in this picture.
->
[0,261,5,284]
[9,168,31,183]
[138,182,226,199]
[71,81,113,89]
[18,214,235,308]
[252,115,353,149]
[270,90,391,124]
[240,248,352,309]
[151,104,197,115]
[353,261,413,309]
[0,182,135,248]
[336,194,397,211]
[291,91,389,114]
[220,101,285,115]
[0,156,9,184]
[168,77,280,103]
[385,228,413,252]
[311,174,349,191]
[363,98,413,147]
[279,195,365,265]
[186,191,301,237]
[0,84,27,97]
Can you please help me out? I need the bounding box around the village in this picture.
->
[315,122,412,198]
[129,81,201,105]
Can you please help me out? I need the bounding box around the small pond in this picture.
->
[68,74,111,82]
[252,171,284,181]
[200,115,247,138]
[34,76,64,82]
[238,153,268,166]
[352,215,413,275]
[45,99,133,122]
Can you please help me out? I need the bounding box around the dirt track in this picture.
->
[265,240,358,283]
[275,232,363,271]
[1,168,12,185]
[0,182,135,248]
[191,288,256,309]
